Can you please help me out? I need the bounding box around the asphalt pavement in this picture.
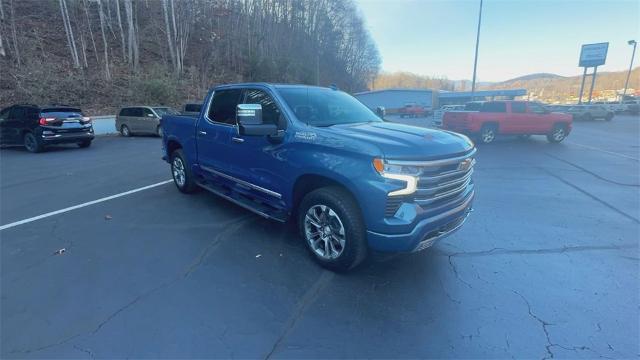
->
[1,116,638,358]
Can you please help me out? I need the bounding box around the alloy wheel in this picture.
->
[553,128,565,141]
[172,156,186,188]
[481,129,495,143]
[304,204,346,260]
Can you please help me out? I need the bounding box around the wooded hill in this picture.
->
[481,67,640,102]
[0,0,381,114]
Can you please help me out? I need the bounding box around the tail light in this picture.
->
[39,117,56,125]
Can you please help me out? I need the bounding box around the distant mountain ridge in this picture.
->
[480,67,640,102]
[498,73,566,84]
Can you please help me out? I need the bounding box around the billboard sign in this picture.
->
[579,42,609,67]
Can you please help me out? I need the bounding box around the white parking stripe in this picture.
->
[0,180,173,231]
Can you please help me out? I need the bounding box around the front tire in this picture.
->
[479,124,497,144]
[23,132,43,153]
[547,124,568,143]
[298,187,367,272]
[170,149,198,193]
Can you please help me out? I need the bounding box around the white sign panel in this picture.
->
[579,42,609,67]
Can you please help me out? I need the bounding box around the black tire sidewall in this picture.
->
[24,132,42,153]
[298,187,367,271]
[121,125,130,137]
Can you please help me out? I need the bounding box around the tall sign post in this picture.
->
[577,42,608,104]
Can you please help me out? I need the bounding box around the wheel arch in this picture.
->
[291,174,362,219]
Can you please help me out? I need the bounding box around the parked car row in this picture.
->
[0,102,203,152]
[0,104,94,152]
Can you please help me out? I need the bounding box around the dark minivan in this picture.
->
[0,104,94,152]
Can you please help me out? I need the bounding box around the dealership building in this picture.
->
[355,88,527,111]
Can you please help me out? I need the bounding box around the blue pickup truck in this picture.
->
[161,83,476,271]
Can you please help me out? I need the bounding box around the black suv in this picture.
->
[0,104,94,152]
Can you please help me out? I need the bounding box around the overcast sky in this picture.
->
[355,0,640,82]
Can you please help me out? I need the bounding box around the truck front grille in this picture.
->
[413,158,475,207]
[384,149,476,216]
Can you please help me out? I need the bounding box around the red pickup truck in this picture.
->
[399,103,429,118]
[442,100,572,144]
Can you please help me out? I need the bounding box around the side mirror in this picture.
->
[236,104,277,136]
[375,106,386,118]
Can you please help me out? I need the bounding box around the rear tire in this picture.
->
[298,186,367,272]
[605,113,613,121]
[78,140,92,148]
[547,124,567,143]
[120,124,131,137]
[156,125,163,137]
[23,132,43,153]
[170,149,198,193]
[479,124,497,144]
[582,113,592,121]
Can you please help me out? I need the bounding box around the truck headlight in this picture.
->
[373,158,419,196]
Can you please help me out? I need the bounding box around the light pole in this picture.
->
[470,0,483,100]
[621,40,637,103]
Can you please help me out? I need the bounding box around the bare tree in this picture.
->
[97,0,111,80]
[114,0,126,61]
[59,0,80,68]
[0,0,5,57]
[123,0,138,70]
[8,0,19,65]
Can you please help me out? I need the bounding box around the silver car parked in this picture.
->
[116,106,179,137]
[566,105,614,121]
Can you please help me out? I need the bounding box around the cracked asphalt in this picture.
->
[1,116,638,358]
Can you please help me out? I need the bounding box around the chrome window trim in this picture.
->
[200,165,282,199]
[386,148,477,167]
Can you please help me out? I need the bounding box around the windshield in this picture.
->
[279,88,382,127]
[153,107,179,116]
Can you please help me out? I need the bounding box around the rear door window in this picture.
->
[8,107,24,119]
[119,108,131,116]
[480,102,506,113]
[529,103,546,114]
[208,89,243,125]
[511,102,526,113]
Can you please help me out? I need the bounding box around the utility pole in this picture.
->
[470,0,483,101]
[621,40,637,103]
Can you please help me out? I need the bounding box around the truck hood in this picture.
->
[329,122,474,160]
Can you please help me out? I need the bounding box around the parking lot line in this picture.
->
[566,141,640,161]
[0,180,173,231]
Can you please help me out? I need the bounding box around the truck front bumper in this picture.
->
[366,190,474,253]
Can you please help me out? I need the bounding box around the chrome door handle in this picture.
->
[198,130,207,135]
[232,137,244,143]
